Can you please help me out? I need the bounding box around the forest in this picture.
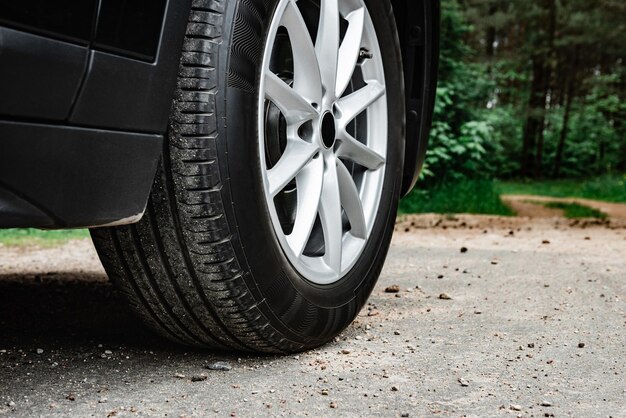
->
[401,0,625,214]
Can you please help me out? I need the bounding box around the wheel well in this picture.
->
[390,0,440,196]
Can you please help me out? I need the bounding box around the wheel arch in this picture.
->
[390,0,440,196]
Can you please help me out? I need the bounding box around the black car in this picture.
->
[0,0,439,352]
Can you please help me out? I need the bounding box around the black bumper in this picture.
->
[0,121,162,228]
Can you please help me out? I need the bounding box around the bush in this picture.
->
[400,179,514,216]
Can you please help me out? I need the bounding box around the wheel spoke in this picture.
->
[260,0,388,283]
[267,140,319,196]
[335,81,385,126]
[319,155,343,273]
[336,160,366,239]
[315,0,341,99]
[287,156,324,257]
[281,0,323,104]
[336,7,365,98]
[336,130,385,170]
[265,72,317,123]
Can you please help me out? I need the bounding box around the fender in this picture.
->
[391,0,440,196]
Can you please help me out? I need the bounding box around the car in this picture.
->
[0,0,439,352]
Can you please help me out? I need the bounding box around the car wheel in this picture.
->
[91,0,405,352]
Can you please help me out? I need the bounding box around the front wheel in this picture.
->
[91,0,405,353]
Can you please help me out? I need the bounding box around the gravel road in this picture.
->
[0,215,624,417]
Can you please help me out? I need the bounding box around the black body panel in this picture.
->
[0,0,97,45]
[70,0,191,132]
[0,0,191,228]
[94,0,167,61]
[0,121,162,228]
[0,0,167,62]
[0,27,88,120]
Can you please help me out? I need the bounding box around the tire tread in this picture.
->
[92,0,300,353]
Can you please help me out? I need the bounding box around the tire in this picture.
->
[91,0,405,353]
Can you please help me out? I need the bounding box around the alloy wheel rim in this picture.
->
[258,0,388,285]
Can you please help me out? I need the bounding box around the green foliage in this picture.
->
[0,229,89,246]
[497,175,626,203]
[420,0,495,184]
[388,0,623,217]
[543,202,607,219]
[419,0,626,184]
[400,179,514,216]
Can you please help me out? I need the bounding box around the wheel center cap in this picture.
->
[320,111,336,149]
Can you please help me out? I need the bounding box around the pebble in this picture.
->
[540,401,552,407]
[36,348,44,355]
[329,402,337,409]
[510,404,522,411]
[391,386,399,392]
[174,373,186,379]
[368,310,380,317]
[98,398,108,404]
[191,374,208,382]
[206,361,232,371]
[7,401,15,407]
[104,350,113,355]
[340,349,351,355]
[385,285,400,293]
[460,247,468,253]
[578,342,585,348]
[458,378,469,387]
[438,293,452,300]
[401,414,409,418]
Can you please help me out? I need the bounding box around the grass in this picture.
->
[543,202,607,219]
[497,175,626,203]
[400,179,515,216]
[0,228,90,246]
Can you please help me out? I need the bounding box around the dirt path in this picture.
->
[502,194,626,221]
[1,216,625,417]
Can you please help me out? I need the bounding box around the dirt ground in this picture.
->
[501,195,626,221]
[0,214,625,417]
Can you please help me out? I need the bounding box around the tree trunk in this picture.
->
[521,58,545,177]
[485,5,497,57]
[534,0,557,179]
[553,78,575,178]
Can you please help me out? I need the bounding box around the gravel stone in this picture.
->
[205,361,232,371]
[384,285,400,293]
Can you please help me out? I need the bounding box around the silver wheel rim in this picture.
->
[258,0,388,285]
